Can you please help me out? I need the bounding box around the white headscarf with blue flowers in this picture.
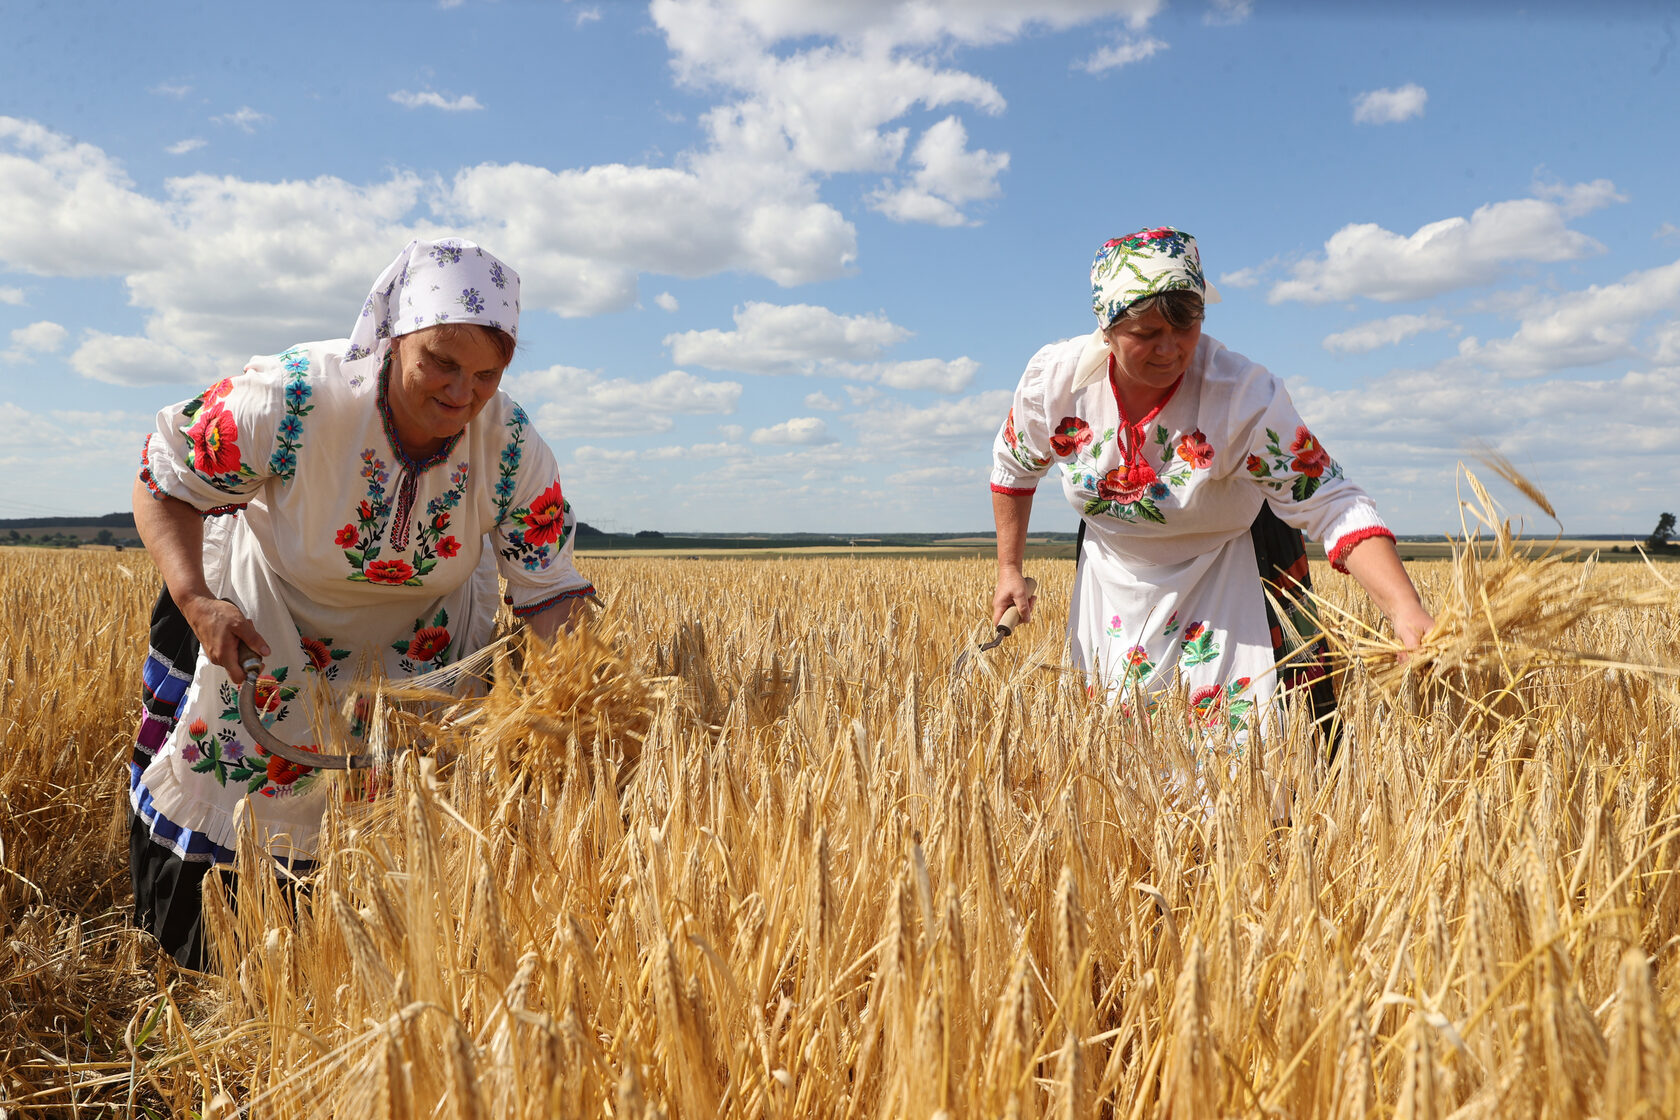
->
[342,238,521,372]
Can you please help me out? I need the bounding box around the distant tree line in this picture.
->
[1651,512,1677,551]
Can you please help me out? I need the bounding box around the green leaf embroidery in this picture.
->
[1083,498,1113,517]
[1134,496,1166,524]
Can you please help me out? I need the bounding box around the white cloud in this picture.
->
[1456,257,1680,373]
[1322,313,1453,355]
[0,402,155,516]
[0,287,24,305]
[717,423,745,440]
[654,291,679,311]
[1657,222,1680,243]
[1202,0,1251,25]
[166,138,206,155]
[869,115,1008,226]
[666,300,977,390]
[576,6,602,25]
[852,388,1011,449]
[1268,184,1620,304]
[69,331,220,387]
[751,416,835,444]
[804,390,841,411]
[1352,83,1427,125]
[1532,177,1626,218]
[508,365,742,437]
[668,301,908,373]
[212,107,270,133]
[389,90,486,112]
[1075,35,1166,74]
[3,320,68,362]
[151,83,191,99]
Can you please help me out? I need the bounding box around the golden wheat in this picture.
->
[2,542,1679,1118]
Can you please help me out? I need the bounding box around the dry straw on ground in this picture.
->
[2,539,1679,1117]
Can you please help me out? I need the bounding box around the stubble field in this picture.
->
[2,545,1678,1118]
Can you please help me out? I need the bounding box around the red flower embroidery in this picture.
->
[1188,685,1224,727]
[520,480,566,547]
[437,535,461,559]
[364,558,417,585]
[432,513,450,531]
[1096,460,1158,504]
[187,717,209,738]
[186,403,241,476]
[264,745,316,786]
[334,524,357,548]
[1182,622,1206,642]
[1176,430,1214,469]
[251,675,285,715]
[203,377,235,402]
[299,637,332,670]
[1049,416,1093,457]
[405,626,451,663]
[1289,427,1330,479]
[358,500,375,521]
[1125,645,1150,666]
[1245,454,1266,476]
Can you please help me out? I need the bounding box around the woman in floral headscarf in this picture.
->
[990,227,1432,738]
[128,238,594,968]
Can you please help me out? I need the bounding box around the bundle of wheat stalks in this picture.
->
[1319,465,1677,716]
[5,547,1680,1118]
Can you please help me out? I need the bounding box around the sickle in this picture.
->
[238,646,376,770]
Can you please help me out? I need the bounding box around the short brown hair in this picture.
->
[407,322,518,368]
[1109,289,1205,331]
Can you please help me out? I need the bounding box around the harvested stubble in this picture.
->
[4,547,1680,1117]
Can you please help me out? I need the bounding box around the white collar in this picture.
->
[1072,329,1111,392]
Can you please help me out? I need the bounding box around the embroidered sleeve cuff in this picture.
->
[510,584,596,618]
[988,467,1041,494]
[990,482,1036,496]
[1328,526,1397,573]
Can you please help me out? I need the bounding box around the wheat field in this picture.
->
[2,543,1679,1118]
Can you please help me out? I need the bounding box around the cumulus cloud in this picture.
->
[151,83,191,99]
[666,300,977,390]
[869,115,1008,227]
[389,90,486,112]
[0,116,860,372]
[851,388,1011,449]
[0,287,24,305]
[0,402,156,515]
[1455,257,1680,373]
[668,301,908,373]
[3,320,68,362]
[654,291,679,311]
[166,138,206,155]
[1352,83,1427,125]
[507,365,742,437]
[804,390,841,411]
[1322,313,1454,355]
[575,6,602,25]
[1268,183,1621,304]
[69,331,219,387]
[751,416,835,444]
[213,107,270,133]
[1075,35,1166,74]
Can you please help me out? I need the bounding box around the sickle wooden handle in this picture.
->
[996,576,1039,636]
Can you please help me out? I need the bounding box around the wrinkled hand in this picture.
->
[992,570,1036,628]
[1391,605,1435,658]
[178,593,269,685]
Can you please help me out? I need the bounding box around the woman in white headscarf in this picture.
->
[128,238,593,967]
[989,227,1432,736]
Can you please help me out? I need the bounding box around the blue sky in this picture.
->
[2,0,1676,534]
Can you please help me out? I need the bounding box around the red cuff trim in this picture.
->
[990,483,1037,496]
[1329,526,1396,573]
[139,438,165,499]
[203,503,248,518]
[510,585,596,618]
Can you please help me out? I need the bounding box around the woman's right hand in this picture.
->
[992,569,1037,627]
[177,591,269,685]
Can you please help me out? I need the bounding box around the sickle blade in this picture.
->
[238,676,374,770]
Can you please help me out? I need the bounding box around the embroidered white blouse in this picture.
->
[990,333,1393,730]
[136,340,593,858]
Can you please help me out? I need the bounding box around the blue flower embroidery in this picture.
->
[488,262,506,289]
[271,448,297,474]
[430,245,462,267]
[495,476,516,499]
[1149,482,1170,501]
[459,288,484,314]
[278,415,303,439]
[285,381,311,408]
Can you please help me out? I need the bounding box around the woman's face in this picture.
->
[385,327,506,456]
[1106,306,1202,396]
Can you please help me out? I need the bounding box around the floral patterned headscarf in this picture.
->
[1090,227,1219,327]
[1074,226,1222,390]
[342,238,521,368]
